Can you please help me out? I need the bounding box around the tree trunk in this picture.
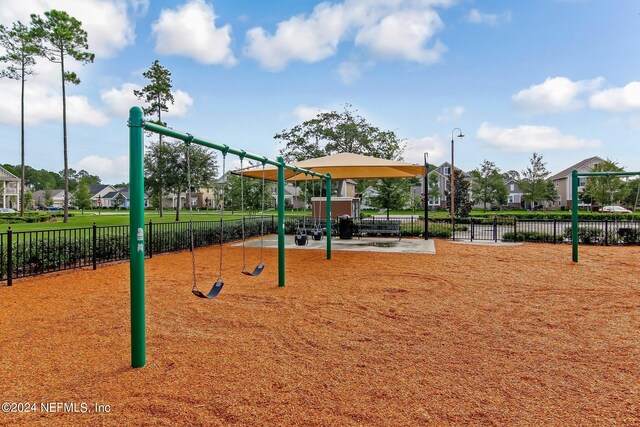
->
[158,103,164,218]
[61,51,69,223]
[175,189,181,221]
[20,65,25,217]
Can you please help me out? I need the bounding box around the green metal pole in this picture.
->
[326,173,332,260]
[277,157,286,286]
[129,106,146,368]
[571,169,579,263]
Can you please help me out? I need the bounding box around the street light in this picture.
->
[450,128,464,239]
[423,152,429,240]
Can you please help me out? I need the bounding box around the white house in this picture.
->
[0,166,20,209]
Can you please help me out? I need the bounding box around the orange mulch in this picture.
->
[1,240,639,426]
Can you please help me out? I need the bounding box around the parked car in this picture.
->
[0,207,16,214]
[601,205,632,214]
[45,206,63,212]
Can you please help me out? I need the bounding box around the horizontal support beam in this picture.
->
[576,171,640,177]
[142,121,329,180]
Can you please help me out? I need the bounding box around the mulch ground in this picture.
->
[1,239,639,426]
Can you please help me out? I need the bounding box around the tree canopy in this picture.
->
[444,169,472,217]
[275,104,406,162]
[470,160,508,211]
[583,159,628,207]
[518,153,557,208]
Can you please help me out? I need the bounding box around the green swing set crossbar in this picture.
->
[128,106,332,368]
[571,169,639,262]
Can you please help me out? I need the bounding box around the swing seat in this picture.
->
[192,280,224,299]
[295,233,308,246]
[312,230,323,241]
[242,263,264,277]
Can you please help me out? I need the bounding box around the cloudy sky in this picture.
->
[1,0,639,183]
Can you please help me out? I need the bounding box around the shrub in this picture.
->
[502,231,563,243]
[563,226,604,244]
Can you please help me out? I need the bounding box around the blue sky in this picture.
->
[1,0,639,183]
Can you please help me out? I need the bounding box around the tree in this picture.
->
[0,21,40,217]
[44,189,53,207]
[144,140,217,221]
[427,173,440,210]
[583,159,627,207]
[112,193,126,210]
[275,104,406,162]
[72,181,92,214]
[518,153,552,209]
[622,177,639,210]
[31,10,94,223]
[134,60,174,218]
[444,170,472,217]
[470,160,508,211]
[371,179,410,219]
[23,189,33,209]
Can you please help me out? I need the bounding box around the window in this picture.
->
[508,196,513,203]
[579,177,587,187]
[443,166,451,176]
[510,183,514,191]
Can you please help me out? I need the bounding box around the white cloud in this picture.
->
[589,81,640,112]
[354,10,446,63]
[101,83,194,119]
[0,79,108,126]
[152,0,236,66]
[477,122,601,152]
[292,105,330,123]
[465,9,511,26]
[0,0,137,57]
[512,76,604,113]
[244,0,452,71]
[403,135,447,165]
[73,155,129,183]
[436,106,465,122]
[337,61,362,84]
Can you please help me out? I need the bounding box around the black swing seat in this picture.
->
[311,229,323,241]
[192,280,224,299]
[242,263,265,277]
[295,233,308,246]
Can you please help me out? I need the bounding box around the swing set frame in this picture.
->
[128,107,332,368]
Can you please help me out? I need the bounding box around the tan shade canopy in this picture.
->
[238,152,425,182]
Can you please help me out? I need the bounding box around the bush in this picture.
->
[502,231,563,243]
[563,226,604,244]
[617,228,640,245]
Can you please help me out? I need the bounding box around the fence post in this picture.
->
[7,227,12,286]
[148,220,153,258]
[411,216,414,236]
[493,217,498,242]
[513,217,517,242]
[470,218,474,242]
[272,215,275,233]
[553,218,557,244]
[604,218,609,246]
[92,223,97,270]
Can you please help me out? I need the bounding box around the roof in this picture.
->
[551,156,606,181]
[240,152,425,182]
[0,166,20,182]
[89,184,111,195]
[102,191,120,199]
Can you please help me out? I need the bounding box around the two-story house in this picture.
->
[550,156,606,209]
[0,166,20,210]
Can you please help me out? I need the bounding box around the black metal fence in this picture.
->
[2,215,639,285]
[1,216,276,285]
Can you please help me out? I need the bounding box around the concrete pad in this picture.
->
[237,236,436,254]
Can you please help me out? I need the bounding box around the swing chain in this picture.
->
[218,151,227,282]
[240,155,247,271]
[185,138,198,291]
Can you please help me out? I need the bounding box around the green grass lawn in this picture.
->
[0,209,285,233]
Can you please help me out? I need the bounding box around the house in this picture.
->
[550,156,606,209]
[89,184,118,208]
[415,162,464,209]
[32,189,66,208]
[0,166,20,209]
[505,178,524,208]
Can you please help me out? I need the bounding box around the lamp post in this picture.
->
[450,128,464,239]
[423,152,429,240]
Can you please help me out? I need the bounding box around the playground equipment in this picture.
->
[312,177,323,241]
[128,106,332,368]
[186,139,225,299]
[240,157,266,277]
[571,169,639,262]
[294,174,309,246]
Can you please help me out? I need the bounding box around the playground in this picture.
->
[1,240,639,425]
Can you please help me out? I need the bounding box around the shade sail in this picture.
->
[238,152,425,182]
